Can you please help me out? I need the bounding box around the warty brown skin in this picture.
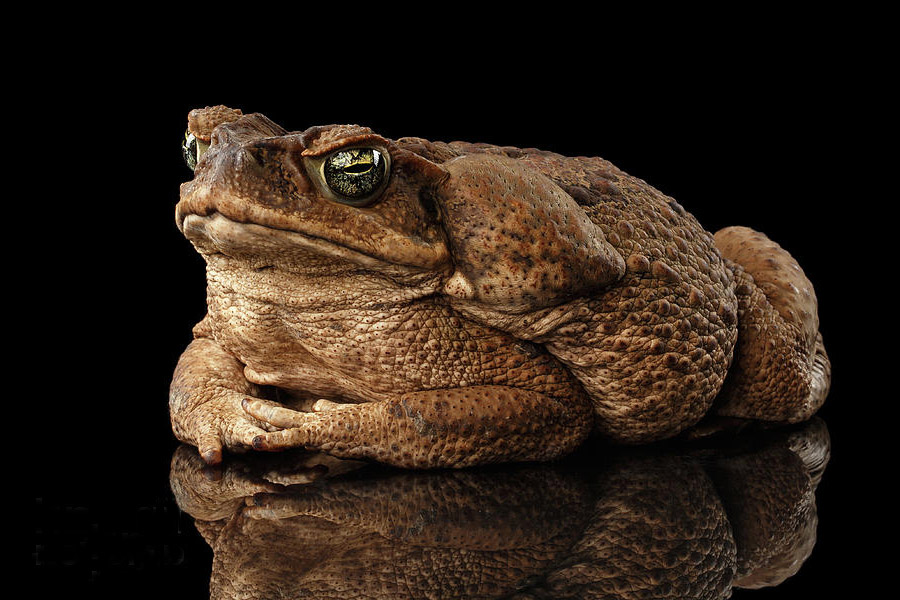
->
[170,106,831,468]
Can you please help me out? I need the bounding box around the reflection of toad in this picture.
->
[170,419,829,599]
[171,106,830,467]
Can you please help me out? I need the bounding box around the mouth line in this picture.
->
[181,210,436,272]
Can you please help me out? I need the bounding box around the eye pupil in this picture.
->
[323,148,388,203]
[343,163,373,175]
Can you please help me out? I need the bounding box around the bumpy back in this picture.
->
[400,138,741,443]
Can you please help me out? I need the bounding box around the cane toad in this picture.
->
[170,106,831,468]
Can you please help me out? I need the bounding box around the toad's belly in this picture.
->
[204,276,566,403]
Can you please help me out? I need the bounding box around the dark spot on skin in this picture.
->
[511,254,536,269]
[514,341,543,358]
[651,260,682,283]
[562,184,594,206]
[649,339,666,354]
[688,287,704,306]
[667,199,687,215]
[718,302,737,325]
[500,147,525,159]
[419,188,441,222]
[627,254,651,272]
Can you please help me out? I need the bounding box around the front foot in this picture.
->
[178,392,279,465]
[170,337,283,465]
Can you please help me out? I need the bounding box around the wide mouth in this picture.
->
[185,212,399,267]
[181,212,449,278]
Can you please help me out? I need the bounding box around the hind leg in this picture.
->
[712,227,830,422]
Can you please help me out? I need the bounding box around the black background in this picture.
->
[30,26,884,598]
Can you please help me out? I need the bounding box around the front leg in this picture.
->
[170,336,277,465]
[245,386,593,468]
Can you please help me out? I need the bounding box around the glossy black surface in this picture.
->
[163,420,829,599]
[31,38,879,597]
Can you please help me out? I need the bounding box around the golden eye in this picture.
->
[323,148,388,205]
[181,130,209,171]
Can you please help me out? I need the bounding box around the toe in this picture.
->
[243,397,310,428]
[229,418,272,449]
[198,430,223,465]
[312,399,348,411]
